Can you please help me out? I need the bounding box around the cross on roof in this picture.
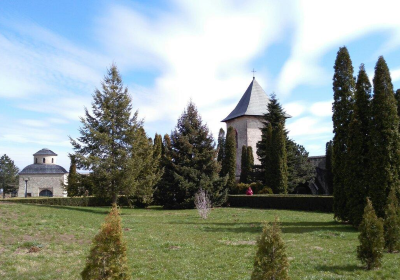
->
[252,68,256,78]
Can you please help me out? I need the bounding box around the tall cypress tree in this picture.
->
[67,155,79,197]
[271,123,288,194]
[395,89,400,122]
[153,134,163,160]
[247,146,254,183]
[345,64,372,226]
[240,145,249,183]
[369,56,400,218]
[325,141,334,195]
[224,126,237,191]
[217,128,226,176]
[332,46,355,221]
[161,102,227,208]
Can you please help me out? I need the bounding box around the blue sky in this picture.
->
[1,0,400,170]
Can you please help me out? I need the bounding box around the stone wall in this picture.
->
[18,174,67,197]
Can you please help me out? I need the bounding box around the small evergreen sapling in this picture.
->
[357,198,384,270]
[251,217,290,280]
[384,187,400,253]
[81,204,130,280]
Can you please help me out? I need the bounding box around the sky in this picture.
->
[1,0,400,171]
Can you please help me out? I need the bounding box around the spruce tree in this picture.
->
[346,64,372,226]
[161,101,227,208]
[224,126,237,191]
[357,198,384,270]
[81,204,130,280]
[332,46,355,221]
[247,146,254,183]
[251,217,290,280]
[384,187,400,253]
[325,141,334,195]
[67,155,79,197]
[368,56,400,218]
[240,145,249,183]
[70,64,161,204]
[271,123,288,194]
[0,154,19,198]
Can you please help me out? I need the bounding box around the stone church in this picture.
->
[18,148,68,197]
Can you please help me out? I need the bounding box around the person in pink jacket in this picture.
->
[246,187,253,196]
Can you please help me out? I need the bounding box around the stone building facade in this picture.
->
[18,148,68,197]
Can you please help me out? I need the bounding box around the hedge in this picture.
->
[228,194,333,212]
[3,196,135,207]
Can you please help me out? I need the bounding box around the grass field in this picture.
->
[1,202,399,279]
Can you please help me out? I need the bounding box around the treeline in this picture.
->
[330,47,400,227]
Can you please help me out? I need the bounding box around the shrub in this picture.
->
[6,196,138,207]
[258,187,273,194]
[384,188,400,253]
[357,198,384,270]
[194,188,211,219]
[251,217,290,280]
[81,204,130,280]
[232,183,250,195]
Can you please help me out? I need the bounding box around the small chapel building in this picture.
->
[222,77,290,178]
[18,148,68,197]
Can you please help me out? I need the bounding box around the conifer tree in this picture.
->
[325,141,334,195]
[70,64,161,204]
[257,123,273,187]
[384,187,400,253]
[357,198,384,270]
[240,145,249,183]
[154,134,173,206]
[81,204,130,280]
[161,101,227,208]
[224,126,237,191]
[251,217,290,280]
[394,89,400,122]
[346,64,372,226]
[247,146,254,183]
[217,128,225,166]
[368,56,400,218]
[271,123,288,194]
[0,154,19,198]
[67,155,79,197]
[332,46,355,221]
[153,134,163,160]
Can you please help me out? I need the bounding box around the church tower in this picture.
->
[222,77,270,178]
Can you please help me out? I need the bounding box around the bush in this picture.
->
[258,187,273,194]
[357,198,384,270]
[228,195,333,212]
[81,204,130,279]
[251,217,289,280]
[232,182,267,195]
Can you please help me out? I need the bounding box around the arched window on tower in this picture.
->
[52,158,54,163]
[43,158,45,163]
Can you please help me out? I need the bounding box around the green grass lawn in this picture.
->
[1,202,399,279]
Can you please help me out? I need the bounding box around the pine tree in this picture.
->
[217,128,226,176]
[384,187,400,253]
[271,123,288,194]
[346,64,372,226]
[332,46,355,221]
[224,126,237,191]
[251,217,290,280]
[67,155,79,197]
[161,101,227,208]
[286,139,315,193]
[247,146,254,183]
[0,154,19,198]
[357,198,384,270]
[240,145,249,183]
[368,56,400,218]
[70,64,161,204]
[325,141,334,195]
[81,204,130,280]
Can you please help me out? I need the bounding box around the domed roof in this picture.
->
[33,148,57,156]
[19,164,67,175]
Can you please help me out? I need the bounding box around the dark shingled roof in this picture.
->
[33,148,58,156]
[222,78,270,122]
[19,164,68,175]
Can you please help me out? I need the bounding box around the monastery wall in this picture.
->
[18,174,67,197]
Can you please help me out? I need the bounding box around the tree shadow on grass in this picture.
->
[316,264,362,273]
[21,204,110,215]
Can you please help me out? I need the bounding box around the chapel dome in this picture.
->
[33,148,58,156]
[19,164,68,175]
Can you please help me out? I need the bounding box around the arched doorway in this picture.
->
[39,189,53,197]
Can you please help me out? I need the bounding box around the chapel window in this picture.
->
[52,158,54,163]
[43,158,45,163]
[35,158,37,164]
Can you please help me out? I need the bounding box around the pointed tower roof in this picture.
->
[222,78,270,122]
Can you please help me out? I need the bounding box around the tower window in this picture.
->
[43,158,45,163]
[35,158,37,164]
[52,158,54,163]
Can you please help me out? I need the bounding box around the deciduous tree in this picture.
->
[0,154,19,198]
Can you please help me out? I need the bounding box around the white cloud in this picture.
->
[287,116,331,137]
[283,102,306,118]
[19,119,48,128]
[310,101,332,117]
[392,68,400,82]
